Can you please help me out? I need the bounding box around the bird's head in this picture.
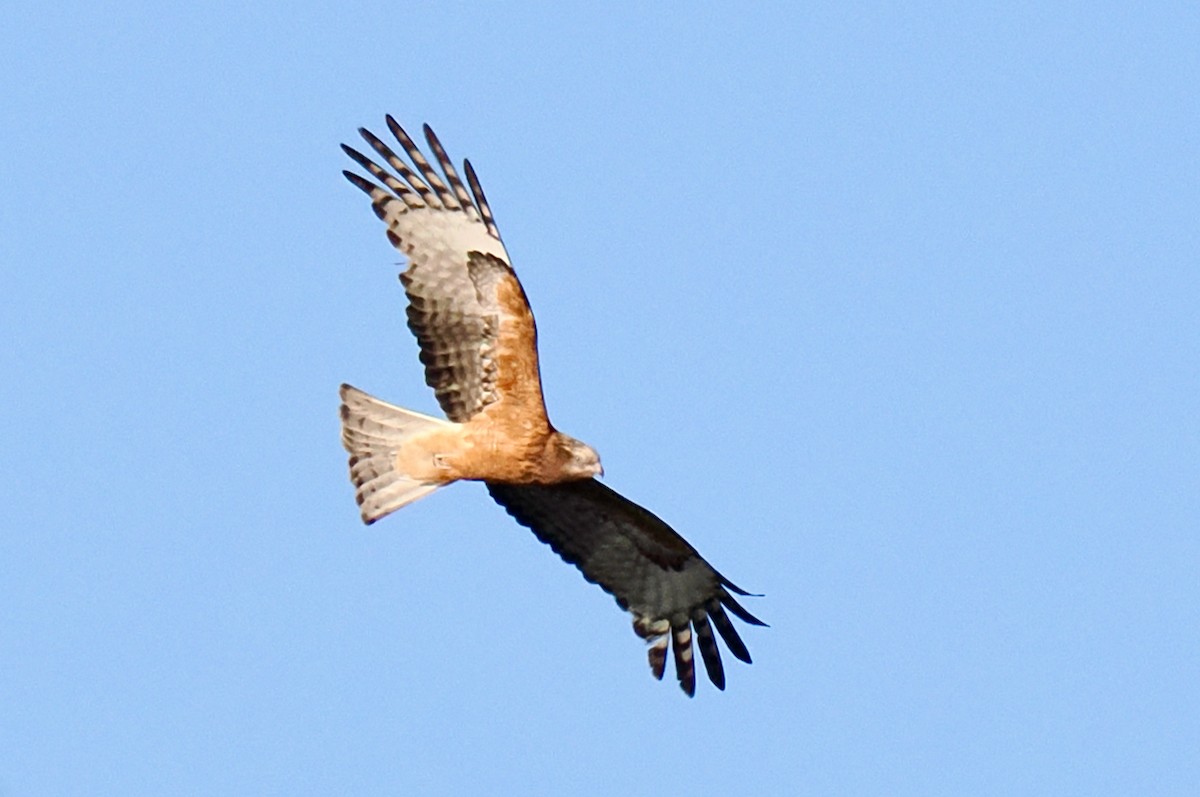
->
[555,434,604,480]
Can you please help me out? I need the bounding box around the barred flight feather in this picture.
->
[340,117,765,696]
[385,116,458,210]
[342,120,514,423]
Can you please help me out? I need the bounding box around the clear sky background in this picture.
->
[2,3,1198,795]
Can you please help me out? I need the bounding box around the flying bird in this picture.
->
[338,117,765,695]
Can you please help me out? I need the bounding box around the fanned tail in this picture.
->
[339,383,450,523]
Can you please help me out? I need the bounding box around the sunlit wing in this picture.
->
[342,118,547,425]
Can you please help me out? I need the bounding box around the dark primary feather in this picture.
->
[422,124,480,221]
[692,612,725,690]
[386,115,459,211]
[463,159,500,239]
[487,478,765,695]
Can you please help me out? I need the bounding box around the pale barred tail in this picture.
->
[339,383,451,523]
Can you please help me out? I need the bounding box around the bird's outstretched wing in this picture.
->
[487,479,766,696]
[342,118,547,426]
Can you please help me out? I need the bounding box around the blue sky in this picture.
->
[2,2,1198,794]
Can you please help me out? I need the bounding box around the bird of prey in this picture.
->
[338,117,764,695]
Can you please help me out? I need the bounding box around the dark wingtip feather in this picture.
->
[648,641,667,680]
[341,144,378,174]
[722,591,768,627]
[671,628,696,697]
[709,603,753,664]
[634,616,669,680]
[693,614,726,690]
[385,115,418,152]
[462,158,501,239]
[342,170,376,195]
[357,126,382,148]
[721,577,765,598]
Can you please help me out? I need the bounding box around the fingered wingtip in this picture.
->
[720,575,765,598]
[342,170,376,196]
[385,114,414,146]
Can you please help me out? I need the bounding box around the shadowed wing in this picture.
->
[487,479,766,696]
[342,118,546,425]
